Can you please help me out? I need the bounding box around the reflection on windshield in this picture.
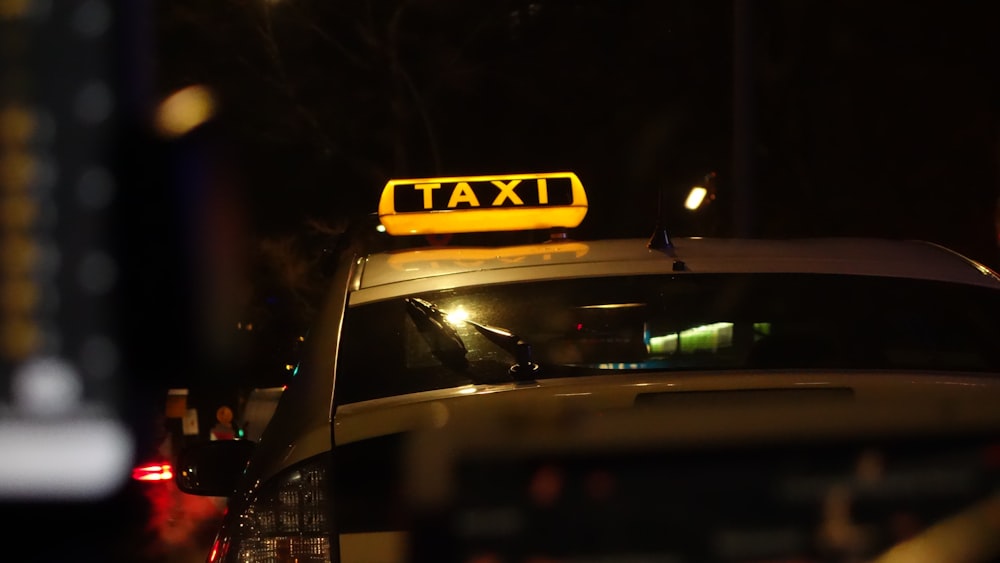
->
[334,273,1000,405]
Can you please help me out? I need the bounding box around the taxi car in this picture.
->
[176,172,1000,563]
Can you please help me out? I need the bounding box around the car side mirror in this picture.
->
[175,439,256,496]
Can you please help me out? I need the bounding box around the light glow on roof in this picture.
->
[385,242,590,271]
[579,303,647,309]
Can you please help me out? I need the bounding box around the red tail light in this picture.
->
[132,462,174,482]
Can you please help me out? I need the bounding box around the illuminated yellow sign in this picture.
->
[378,172,588,235]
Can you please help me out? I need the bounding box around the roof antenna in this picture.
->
[647,187,675,255]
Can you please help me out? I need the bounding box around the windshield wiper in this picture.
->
[405,297,538,383]
[404,298,469,371]
[465,320,539,383]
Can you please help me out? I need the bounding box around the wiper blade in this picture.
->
[465,320,539,383]
[404,298,469,371]
[404,297,538,383]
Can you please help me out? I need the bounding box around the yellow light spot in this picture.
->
[0,105,35,144]
[445,307,469,325]
[685,186,707,210]
[1,196,38,229]
[154,85,216,139]
[1,317,40,360]
[1,280,39,314]
[0,0,29,19]
[0,150,36,193]
[285,364,294,371]
[0,235,38,275]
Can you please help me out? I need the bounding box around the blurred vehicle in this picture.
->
[129,423,228,562]
[176,172,1000,563]
[131,411,177,486]
[405,399,1000,563]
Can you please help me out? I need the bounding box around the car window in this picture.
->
[334,273,1000,405]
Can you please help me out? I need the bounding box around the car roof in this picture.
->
[352,236,1000,304]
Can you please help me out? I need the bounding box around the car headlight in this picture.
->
[221,454,332,563]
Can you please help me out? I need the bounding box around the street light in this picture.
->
[685,186,708,210]
[685,172,718,211]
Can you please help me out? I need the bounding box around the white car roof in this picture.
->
[351,236,1000,305]
[249,234,1000,485]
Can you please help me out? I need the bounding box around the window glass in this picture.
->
[335,274,1000,405]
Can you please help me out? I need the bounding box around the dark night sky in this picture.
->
[155,0,999,260]
[144,0,1000,393]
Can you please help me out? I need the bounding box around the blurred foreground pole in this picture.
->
[0,0,135,501]
[732,0,755,237]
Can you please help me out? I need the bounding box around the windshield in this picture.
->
[334,273,1000,405]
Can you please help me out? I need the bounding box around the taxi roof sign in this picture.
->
[378,172,588,236]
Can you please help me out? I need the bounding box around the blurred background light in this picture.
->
[685,186,708,210]
[153,85,216,139]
